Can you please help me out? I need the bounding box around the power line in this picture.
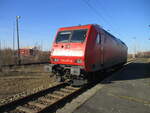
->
[95,0,125,37]
[82,0,108,27]
[82,0,124,38]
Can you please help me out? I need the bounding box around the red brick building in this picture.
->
[19,47,38,56]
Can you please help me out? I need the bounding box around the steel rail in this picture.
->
[0,82,71,113]
[2,62,49,68]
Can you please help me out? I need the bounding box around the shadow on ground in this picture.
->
[102,62,150,84]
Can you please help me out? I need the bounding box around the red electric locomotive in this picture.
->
[47,24,127,85]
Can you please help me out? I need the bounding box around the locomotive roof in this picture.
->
[94,24,127,47]
[58,24,127,48]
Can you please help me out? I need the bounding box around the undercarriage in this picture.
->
[45,64,88,86]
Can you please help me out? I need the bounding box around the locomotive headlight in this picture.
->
[53,58,59,62]
[75,59,82,63]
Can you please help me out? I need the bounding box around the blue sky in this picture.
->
[0,0,150,53]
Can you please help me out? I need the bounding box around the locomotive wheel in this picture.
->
[57,77,62,82]
[87,72,96,83]
[54,76,65,82]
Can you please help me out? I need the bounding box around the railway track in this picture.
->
[2,62,49,68]
[0,81,83,113]
[0,61,133,113]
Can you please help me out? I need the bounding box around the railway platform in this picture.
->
[72,58,150,113]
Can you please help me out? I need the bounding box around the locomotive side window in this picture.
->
[56,31,71,43]
[71,29,87,43]
[96,33,101,44]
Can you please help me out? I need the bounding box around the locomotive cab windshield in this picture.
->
[55,29,87,43]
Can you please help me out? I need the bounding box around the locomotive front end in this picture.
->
[48,25,91,82]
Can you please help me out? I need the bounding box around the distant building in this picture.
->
[19,46,38,56]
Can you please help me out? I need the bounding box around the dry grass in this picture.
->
[0,48,50,66]
[0,64,55,99]
[148,58,150,63]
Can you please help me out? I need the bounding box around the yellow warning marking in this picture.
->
[108,93,150,106]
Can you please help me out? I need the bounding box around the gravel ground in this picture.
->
[0,64,57,105]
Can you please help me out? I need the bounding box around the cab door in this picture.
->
[95,31,104,70]
[100,32,105,67]
[95,32,101,67]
